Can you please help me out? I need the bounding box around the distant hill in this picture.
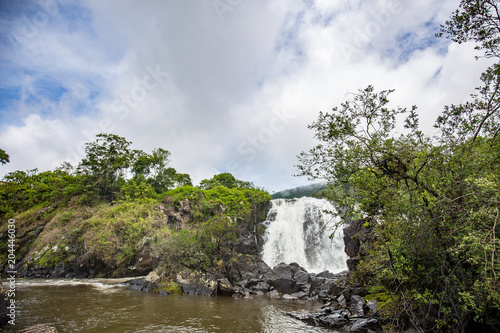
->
[271,182,327,199]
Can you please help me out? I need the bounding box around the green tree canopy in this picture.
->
[76,133,132,200]
[297,84,500,331]
[438,0,500,58]
[199,172,255,189]
[130,148,192,193]
[0,148,9,165]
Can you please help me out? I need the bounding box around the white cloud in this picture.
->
[0,0,494,191]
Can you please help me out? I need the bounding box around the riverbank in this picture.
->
[1,195,383,332]
[3,278,337,333]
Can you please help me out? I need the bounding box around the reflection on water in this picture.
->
[4,279,337,333]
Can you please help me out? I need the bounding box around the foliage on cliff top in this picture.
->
[166,185,270,217]
[0,132,270,277]
[1,172,271,277]
[0,134,195,219]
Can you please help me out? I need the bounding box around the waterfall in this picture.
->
[261,197,348,273]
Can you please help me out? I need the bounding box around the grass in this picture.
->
[11,186,271,277]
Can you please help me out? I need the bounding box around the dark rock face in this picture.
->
[284,218,382,332]
[174,270,235,297]
[235,233,259,256]
[288,292,381,332]
[268,262,304,294]
[226,254,271,287]
[226,259,351,301]
[20,263,94,279]
[124,278,154,292]
[343,218,375,271]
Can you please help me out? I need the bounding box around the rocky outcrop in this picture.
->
[175,270,235,297]
[288,293,380,332]
[283,217,381,331]
[158,198,194,230]
[124,277,155,292]
[123,271,163,292]
[235,228,260,256]
[225,258,351,301]
[13,196,270,280]
[343,218,376,271]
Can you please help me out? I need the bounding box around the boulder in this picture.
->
[175,271,235,297]
[350,295,366,316]
[316,270,335,279]
[225,254,271,289]
[293,270,311,285]
[318,310,351,328]
[366,300,378,314]
[282,294,298,300]
[288,306,380,332]
[175,271,218,296]
[288,308,351,328]
[267,262,312,294]
[217,277,235,296]
[337,294,347,308]
[310,273,348,301]
[124,278,152,291]
[348,318,380,332]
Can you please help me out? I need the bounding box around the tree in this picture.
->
[296,2,500,330]
[438,0,500,58]
[131,147,171,180]
[297,86,500,332]
[199,172,255,189]
[437,0,500,146]
[172,172,193,188]
[130,148,191,193]
[77,133,132,200]
[0,148,9,165]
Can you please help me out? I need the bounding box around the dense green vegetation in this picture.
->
[0,134,271,278]
[297,1,500,331]
[0,133,194,217]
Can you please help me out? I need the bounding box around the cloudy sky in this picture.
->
[0,0,493,192]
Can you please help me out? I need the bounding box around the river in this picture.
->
[4,278,338,332]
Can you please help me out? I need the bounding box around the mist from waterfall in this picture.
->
[261,197,348,273]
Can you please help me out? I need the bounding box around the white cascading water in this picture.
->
[261,197,348,273]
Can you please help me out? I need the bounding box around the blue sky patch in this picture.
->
[33,78,68,102]
[0,87,21,110]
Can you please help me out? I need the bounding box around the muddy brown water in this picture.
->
[4,279,340,332]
